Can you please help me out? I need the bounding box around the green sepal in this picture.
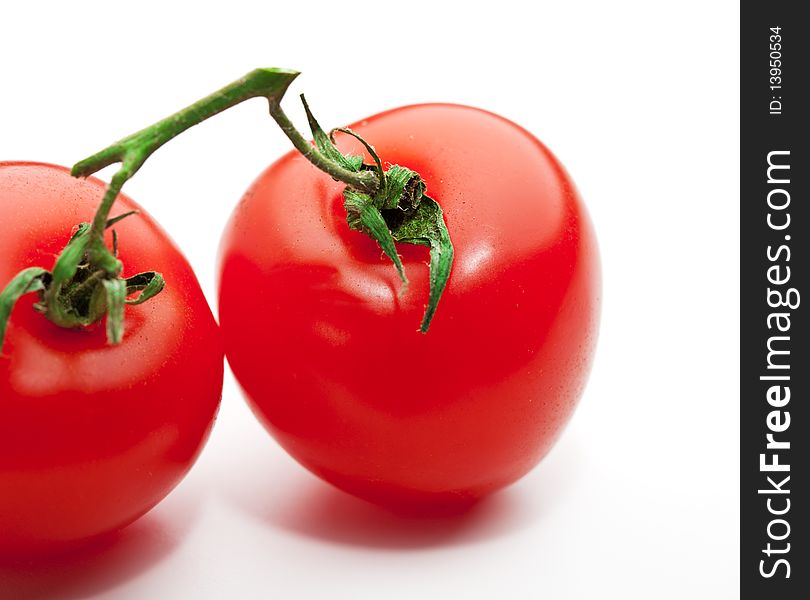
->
[54,223,91,285]
[375,165,425,211]
[86,279,110,326]
[344,189,408,286]
[301,95,364,173]
[124,272,165,305]
[103,278,127,344]
[0,267,49,351]
[330,127,385,184]
[46,224,93,326]
[387,195,454,332]
[106,210,139,229]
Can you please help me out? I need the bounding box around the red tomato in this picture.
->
[0,163,223,555]
[219,105,600,510]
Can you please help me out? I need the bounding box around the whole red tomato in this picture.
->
[219,105,600,510]
[0,163,223,555]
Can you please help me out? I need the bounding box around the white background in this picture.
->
[0,1,740,598]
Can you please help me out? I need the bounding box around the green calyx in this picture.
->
[302,95,454,332]
[0,211,164,351]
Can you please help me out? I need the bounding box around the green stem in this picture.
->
[72,68,379,218]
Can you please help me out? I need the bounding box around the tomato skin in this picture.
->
[219,105,600,509]
[0,163,223,555]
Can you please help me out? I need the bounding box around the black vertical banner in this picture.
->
[741,3,808,598]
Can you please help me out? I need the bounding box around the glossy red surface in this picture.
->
[0,163,223,555]
[219,105,600,509]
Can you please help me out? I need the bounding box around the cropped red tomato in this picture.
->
[219,105,600,510]
[0,163,223,555]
